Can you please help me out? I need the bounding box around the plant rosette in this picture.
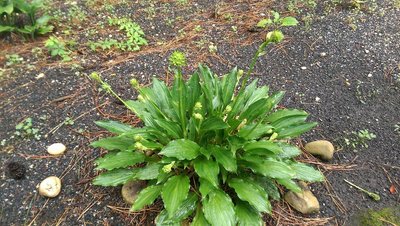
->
[90,18,324,226]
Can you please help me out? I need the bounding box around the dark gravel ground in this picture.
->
[1,0,399,225]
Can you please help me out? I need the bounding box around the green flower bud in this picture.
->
[238,69,244,77]
[137,94,145,102]
[134,142,146,151]
[193,113,203,120]
[194,102,202,110]
[90,72,101,82]
[266,30,284,43]
[224,105,232,113]
[162,161,175,173]
[269,132,278,141]
[237,119,247,130]
[169,51,186,67]
[101,83,112,93]
[134,135,143,142]
[130,78,140,89]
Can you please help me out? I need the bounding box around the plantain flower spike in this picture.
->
[169,51,186,67]
[194,102,202,111]
[90,72,101,82]
[130,78,140,89]
[193,113,203,120]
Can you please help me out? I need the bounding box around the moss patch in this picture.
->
[355,206,400,226]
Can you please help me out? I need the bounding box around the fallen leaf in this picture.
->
[389,184,397,194]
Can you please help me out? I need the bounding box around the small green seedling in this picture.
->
[45,36,72,62]
[5,54,23,66]
[64,117,75,125]
[344,129,376,151]
[257,11,299,29]
[15,118,41,140]
[344,179,380,201]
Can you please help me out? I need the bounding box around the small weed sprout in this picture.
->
[15,118,41,140]
[89,18,147,52]
[344,129,376,151]
[45,37,72,62]
[5,54,23,66]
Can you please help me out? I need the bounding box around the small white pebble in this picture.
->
[320,52,327,57]
[367,73,372,78]
[47,143,66,155]
[315,97,321,102]
[35,73,45,80]
[365,49,370,54]
[39,176,61,198]
[301,66,307,70]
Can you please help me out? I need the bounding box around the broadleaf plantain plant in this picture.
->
[90,16,324,226]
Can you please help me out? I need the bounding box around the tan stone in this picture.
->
[47,143,67,155]
[39,176,62,198]
[304,140,334,161]
[284,182,320,214]
[121,181,146,205]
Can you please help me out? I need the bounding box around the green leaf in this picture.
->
[276,178,301,192]
[162,175,190,217]
[256,18,272,28]
[0,25,14,33]
[95,151,145,170]
[95,120,133,134]
[240,98,269,121]
[273,115,308,130]
[192,206,210,226]
[290,162,324,182]
[200,117,229,132]
[155,192,198,225]
[135,163,161,180]
[92,169,136,186]
[156,119,182,139]
[91,136,134,151]
[211,146,237,172]
[228,178,271,213]
[199,178,215,197]
[243,141,283,154]
[242,156,295,179]
[36,14,51,25]
[0,3,14,15]
[255,177,281,201]
[277,142,302,159]
[235,201,262,226]
[237,123,273,140]
[203,190,236,226]
[277,122,318,139]
[194,157,220,187]
[131,185,162,211]
[281,17,298,26]
[221,67,238,106]
[265,91,285,113]
[265,109,308,123]
[160,139,201,160]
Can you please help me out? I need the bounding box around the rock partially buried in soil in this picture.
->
[38,176,62,198]
[47,143,67,155]
[284,182,320,214]
[121,181,146,205]
[304,140,334,161]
